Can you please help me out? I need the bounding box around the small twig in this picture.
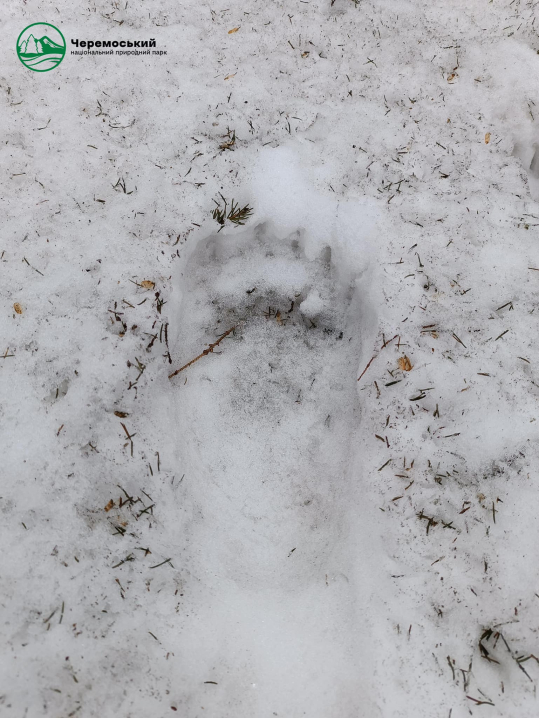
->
[149,558,173,569]
[467,696,495,706]
[23,256,44,276]
[357,355,376,383]
[452,332,466,348]
[169,326,236,378]
[357,334,398,382]
[120,423,136,457]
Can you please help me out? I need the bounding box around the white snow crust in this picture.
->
[2,1,539,716]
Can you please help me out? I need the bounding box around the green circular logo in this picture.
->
[17,23,66,72]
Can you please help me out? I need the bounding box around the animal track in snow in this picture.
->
[173,223,369,591]
[167,148,381,718]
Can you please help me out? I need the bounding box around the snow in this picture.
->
[2,0,539,716]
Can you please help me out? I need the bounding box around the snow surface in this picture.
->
[2,0,539,716]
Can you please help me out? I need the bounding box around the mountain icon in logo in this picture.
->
[17,23,66,72]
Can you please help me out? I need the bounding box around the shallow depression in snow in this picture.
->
[173,222,372,590]
[168,217,381,717]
